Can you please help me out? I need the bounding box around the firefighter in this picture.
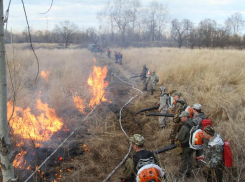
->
[169,92,187,144]
[107,48,111,59]
[115,51,119,64]
[192,103,207,167]
[100,47,103,55]
[143,70,151,91]
[197,126,224,182]
[119,53,123,65]
[120,134,161,182]
[158,86,170,129]
[140,65,148,84]
[175,111,194,178]
[146,71,159,95]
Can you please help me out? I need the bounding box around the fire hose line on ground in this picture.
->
[103,76,143,182]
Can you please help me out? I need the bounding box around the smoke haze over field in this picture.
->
[4,0,245,31]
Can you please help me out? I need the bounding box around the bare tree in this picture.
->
[225,12,245,35]
[0,1,15,181]
[171,19,192,48]
[130,0,141,36]
[111,0,134,43]
[198,19,217,47]
[53,21,79,48]
[155,3,169,40]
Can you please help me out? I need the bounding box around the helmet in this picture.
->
[193,103,202,110]
[137,167,162,182]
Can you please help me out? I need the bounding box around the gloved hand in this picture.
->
[175,146,183,155]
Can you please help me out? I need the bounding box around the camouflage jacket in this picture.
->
[159,94,169,111]
[177,118,194,146]
[193,112,206,127]
[173,99,187,123]
[204,134,224,169]
[146,74,159,84]
[140,67,148,79]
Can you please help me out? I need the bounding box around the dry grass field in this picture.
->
[5,44,245,181]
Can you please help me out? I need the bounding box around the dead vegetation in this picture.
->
[5,45,245,181]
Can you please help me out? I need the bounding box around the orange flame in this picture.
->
[13,149,27,168]
[8,99,63,146]
[72,95,86,114]
[41,70,50,82]
[83,144,88,152]
[87,66,108,108]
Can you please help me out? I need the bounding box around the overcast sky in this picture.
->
[4,0,245,32]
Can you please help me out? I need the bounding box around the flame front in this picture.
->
[72,95,86,114]
[41,70,50,82]
[13,149,27,169]
[87,66,108,108]
[8,99,63,146]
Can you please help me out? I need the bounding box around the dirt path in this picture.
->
[57,52,206,182]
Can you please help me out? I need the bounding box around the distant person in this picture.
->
[158,86,170,129]
[140,65,148,84]
[119,53,123,65]
[107,48,111,59]
[115,51,119,64]
[197,126,224,182]
[146,71,159,95]
[100,47,103,55]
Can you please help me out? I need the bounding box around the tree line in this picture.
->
[5,0,245,49]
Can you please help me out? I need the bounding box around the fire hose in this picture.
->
[146,113,174,117]
[103,76,143,182]
[136,105,160,114]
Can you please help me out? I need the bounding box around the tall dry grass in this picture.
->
[5,44,245,181]
[122,47,245,181]
[6,44,95,127]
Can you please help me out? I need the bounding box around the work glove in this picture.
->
[175,146,183,155]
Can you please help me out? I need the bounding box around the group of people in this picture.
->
[91,44,103,54]
[119,66,227,182]
[114,51,123,65]
[160,88,225,182]
[140,65,159,95]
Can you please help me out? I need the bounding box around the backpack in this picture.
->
[136,165,164,182]
[201,119,213,130]
[189,125,204,150]
[176,99,188,111]
[185,106,193,118]
[136,157,155,171]
[223,140,232,167]
[189,118,213,150]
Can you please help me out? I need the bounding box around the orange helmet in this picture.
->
[138,167,162,182]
